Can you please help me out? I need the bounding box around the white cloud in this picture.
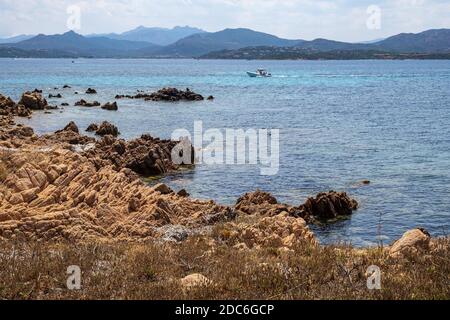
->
[0,0,449,41]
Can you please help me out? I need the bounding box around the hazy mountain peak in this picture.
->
[62,30,83,38]
[95,25,206,46]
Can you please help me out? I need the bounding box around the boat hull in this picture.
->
[247,72,258,77]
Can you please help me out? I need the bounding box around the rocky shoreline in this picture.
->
[115,87,211,102]
[0,90,442,259]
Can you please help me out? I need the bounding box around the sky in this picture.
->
[0,0,449,42]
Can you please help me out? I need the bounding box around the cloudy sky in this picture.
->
[0,0,449,41]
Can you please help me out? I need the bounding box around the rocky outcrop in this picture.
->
[214,212,316,250]
[299,191,358,221]
[0,116,36,145]
[19,91,47,110]
[181,274,212,290]
[95,121,120,137]
[116,87,205,102]
[86,88,97,94]
[101,102,118,111]
[389,228,431,257]
[83,133,181,176]
[0,118,357,249]
[86,123,99,132]
[0,94,16,110]
[153,183,173,195]
[177,189,190,197]
[235,190,304,218]
[235,190,358,223]
[0,140,232,242]
[43,123,95,146]
[57,121,79,134]
[0,94,32,117]
[75,99,101,107]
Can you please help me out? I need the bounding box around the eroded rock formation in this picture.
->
[75,99,101,107]
[101,102,118,111]
[299,191,359,221]
[0,94,32,117]
[234,190,359,222]
[86,88,97,94]
[389,228,431,257]
[95,121,120,137]
[83,132,179,176]
[19,91,48,110]
[116,87,205,102]
[0,118,317,247]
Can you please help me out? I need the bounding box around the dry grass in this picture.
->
[0,237,448,300]
[0,157,8,182]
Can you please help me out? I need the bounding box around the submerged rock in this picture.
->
[116,87,205,102]
[86,88,97,94]
[49,93,62,98]
[75,99,101,107]
[101,102,118,111]
[95,121,120,137]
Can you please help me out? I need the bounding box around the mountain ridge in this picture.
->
[87,26,206,46]
[147,28,302,57]
[0,28,449,59]
[0,31,159,57]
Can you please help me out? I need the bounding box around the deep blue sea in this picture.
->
[1,58,449,246]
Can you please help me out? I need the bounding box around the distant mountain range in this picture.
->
[0,31,157,57]
[0,34,35,44]
[86,26,205,46]
[0,27,449,59]
[152,28,301,57]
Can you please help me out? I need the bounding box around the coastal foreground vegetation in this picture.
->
[0,237,449,300]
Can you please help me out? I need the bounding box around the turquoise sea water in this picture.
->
[1,58,449,246]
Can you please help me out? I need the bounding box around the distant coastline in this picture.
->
[0,27,449,60]
[1,54,449,61]
[198,48,450,60]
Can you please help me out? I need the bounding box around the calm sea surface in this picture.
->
[1,58,449,246]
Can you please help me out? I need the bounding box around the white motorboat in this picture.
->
[247,69,272,77]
